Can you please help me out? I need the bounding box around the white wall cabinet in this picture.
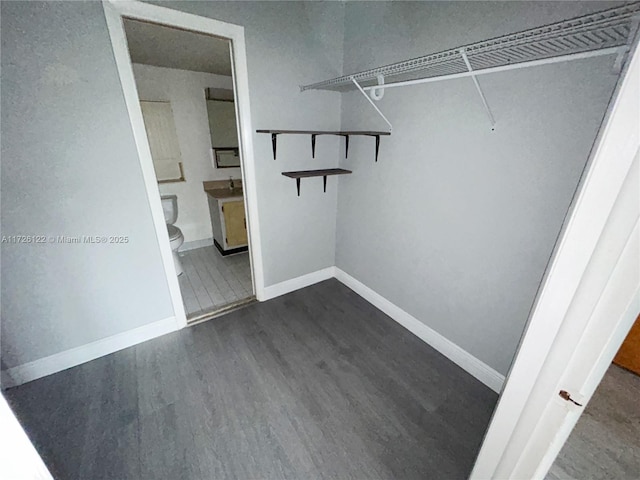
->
[206,100,238,148]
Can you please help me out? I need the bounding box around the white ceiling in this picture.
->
[123,18,232,76]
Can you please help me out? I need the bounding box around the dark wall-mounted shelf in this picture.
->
[282,168,352,196]
[257,130,390,162]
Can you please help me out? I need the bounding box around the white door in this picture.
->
[509,156,639,478]
[0,394,54,480]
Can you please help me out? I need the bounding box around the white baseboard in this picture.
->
[334,268,505,393]
[261,267,336,301]
[179,237,213,252]
[2,268,504,393]
[1,316,178,389]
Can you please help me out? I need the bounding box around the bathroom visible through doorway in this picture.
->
[113,10,259,324]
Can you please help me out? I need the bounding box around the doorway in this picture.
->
[548,314,640,478]
[549,367,639,479]
[103,1,265,326]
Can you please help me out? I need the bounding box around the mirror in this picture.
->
[205,88,241,168]
[215,148,240,168]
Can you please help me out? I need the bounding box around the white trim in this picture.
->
[334,268,505,393]
[531,224,639,479]
[1,317,178,388]
[0,394,54,480]
[262,267,336,301]
[258,264,505,394]
[2,265,505,394]
[102,2,187,329]
[535,295,640,477]
[471,33,640,480]
[102,0,265,314]
[498,158,640,478]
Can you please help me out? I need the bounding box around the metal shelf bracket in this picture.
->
[460,48,496,130]
[351,76,393,133]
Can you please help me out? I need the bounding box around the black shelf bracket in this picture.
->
[282,168,352,197]
[271,133,278,160]
[258,130,389,162]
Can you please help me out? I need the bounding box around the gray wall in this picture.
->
[0,0,623,379]
[154,1,346,286]
[1,1,344,370]
[335,1,621,375]
[1,1,175,369]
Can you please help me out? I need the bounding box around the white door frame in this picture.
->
[471,37,640,479]
[102,0,266,330]
[0,394,54,480]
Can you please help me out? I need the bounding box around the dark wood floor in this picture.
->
[6,279,497,480]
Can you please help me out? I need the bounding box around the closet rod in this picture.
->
[361,46,623,93]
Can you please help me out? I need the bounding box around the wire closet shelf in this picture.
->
[300,3,640,92]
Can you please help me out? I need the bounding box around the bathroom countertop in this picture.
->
[205,188,244,200]
[203,180,244,200]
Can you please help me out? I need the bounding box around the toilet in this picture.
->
[161,195,184,276]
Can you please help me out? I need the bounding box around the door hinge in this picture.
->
[225,237,228,244]
[221,205,224,212]
[559,390,583,406]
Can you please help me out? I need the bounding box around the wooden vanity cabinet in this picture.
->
[207,194,248,255]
